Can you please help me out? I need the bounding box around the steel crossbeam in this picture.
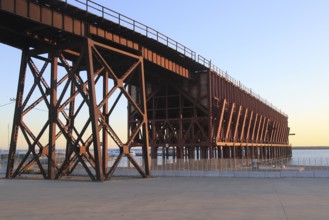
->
[6,38,150,181]
[2,0,291,181]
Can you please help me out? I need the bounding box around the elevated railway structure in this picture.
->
[0,0,291,181]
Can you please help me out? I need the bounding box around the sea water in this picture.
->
[292,149,329,158]
[291,148,329,166]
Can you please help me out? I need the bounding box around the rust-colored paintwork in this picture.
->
[1,0,291,181]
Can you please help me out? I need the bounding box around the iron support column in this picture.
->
[86,39,104,181]
[48,51,58,179]
[6,50,28,178]
[102,68,109,175]
[140,59,151,176]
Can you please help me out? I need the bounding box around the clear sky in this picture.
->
[0,0,328,148]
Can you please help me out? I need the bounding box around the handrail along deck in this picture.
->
[62,0,286,117]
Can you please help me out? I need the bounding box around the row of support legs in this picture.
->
[150,146,292,160]
[5,38,151,181]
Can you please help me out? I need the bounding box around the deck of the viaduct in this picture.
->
[0,0,291,181]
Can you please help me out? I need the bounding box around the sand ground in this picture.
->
[1,177,329,220]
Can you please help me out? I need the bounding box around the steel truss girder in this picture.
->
[6,38,150,181]
[214,100,290,155]
[214,101,285,145]
[136,70,290,161]
[136,79,210,159]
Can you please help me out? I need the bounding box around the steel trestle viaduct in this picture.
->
[0,0,291,181]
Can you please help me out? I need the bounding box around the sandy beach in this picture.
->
[1,177,329,220]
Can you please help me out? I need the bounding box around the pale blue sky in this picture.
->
[1,0,328,148]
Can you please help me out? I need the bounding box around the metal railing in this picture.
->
[2,153,329,178]
[62,0,197,60]
[60,0,285,116]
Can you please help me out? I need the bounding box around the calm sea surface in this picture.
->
[291,149,329,166]
[292,149,329,158]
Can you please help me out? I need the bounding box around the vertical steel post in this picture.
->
[178,93,183,159]
[65,66,76,176]
[102,67,109,175]
[48,51,58,179]
[85,39,104,181]
[225,103,235,142]
[216,99,226,142]
[218,146,222,158]
[246,111,254,143]
[140,58,151,176]
[6,49,28,178]
[255,116,263,143]
[251,114,258,142]
[240,108,248,142]
[233,105,242,142]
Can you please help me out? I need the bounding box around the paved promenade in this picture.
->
[1,177,329,220]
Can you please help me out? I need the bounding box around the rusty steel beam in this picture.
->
[3,0,291,181]
[239,108,248,142]
[261,118,269,143]
[233,105,242,142]
[141,67,152,175]
[225,103,235,142]
[255,115,263,143]
[245,111,254,143]
[6,50,28,178]
[88,40,150,180]
[141,70,290,161]
[85,38,104,180]
[6,37,151,181]
[48,51,58,179]
[216,99,227,142]
[251,113,259,142]
[102,62,109,176]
